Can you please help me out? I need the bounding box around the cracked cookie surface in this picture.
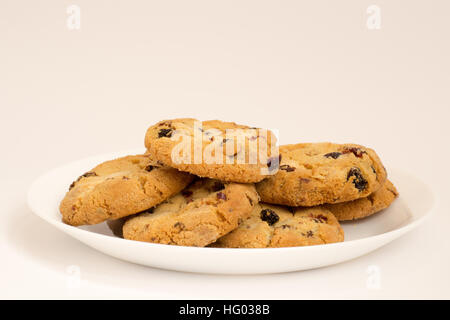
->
[122,179,259,247]
[322,179,398,221]
[59,154,194,226]
[256,143,387,206]
[211,203,344,248]
[144,118,278,183]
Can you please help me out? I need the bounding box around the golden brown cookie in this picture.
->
[322,180,398,221]
[256,143,387,206]
[60,155,194,226]
[211,203,344,248]
[144,118,278,183]
[123,179,259,247]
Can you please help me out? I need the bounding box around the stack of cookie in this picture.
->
[60,118,398,248]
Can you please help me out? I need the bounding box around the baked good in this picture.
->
[323,179,398,220]
[123,179,259,246]
[60,155,194,226]
[144,118,278,183]
[211,203,344,248]
[256,143,387,206]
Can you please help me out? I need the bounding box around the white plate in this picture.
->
[27,150,436,274]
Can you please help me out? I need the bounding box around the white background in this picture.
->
[1,1,449,299]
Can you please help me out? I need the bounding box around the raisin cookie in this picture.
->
[256,143,387,206]
[322,179,398,221]
[211,203,344,248]
[60,155,194,226]
[122,179,259,247]
[144,118,278,183]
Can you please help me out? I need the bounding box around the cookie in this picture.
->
[60,155,194,226]
[122,179,259,247]
[322,179,398,221]
[256,143,387,206]
[144,118,278,183]
[211,203,344,248]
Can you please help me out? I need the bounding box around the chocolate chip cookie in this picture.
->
[256,143,387,206]
[122,179,259,247]
[144,118,278,183]
[322,179,398,221]
[60,155,194,226]
[211,203,344,248]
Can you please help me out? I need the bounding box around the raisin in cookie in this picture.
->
[122,179,259,247]
[144,118,278,183]
[60,155,194,226]
[322,179,398,221]
[211,203,344,248]
[256,143,387,206]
